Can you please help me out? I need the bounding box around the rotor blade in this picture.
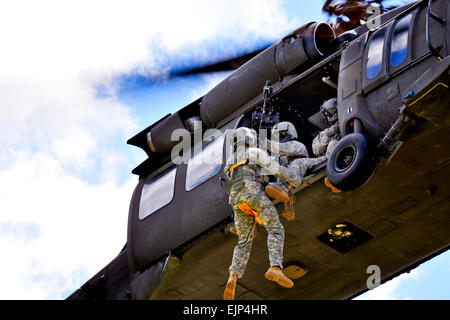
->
[173,45,271,76]
[114,42,274,93]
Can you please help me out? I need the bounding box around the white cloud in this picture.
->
[0,81,136,170]
[0,0,294,84]
[0,0,296,299]
[0,152,136,299]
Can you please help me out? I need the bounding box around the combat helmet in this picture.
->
[271,121,298,142]
[320,98,338,124]
[231,127,257,150]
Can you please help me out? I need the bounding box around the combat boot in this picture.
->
[282,197,295,221]
[223,270,238,300]
[265,266,293,288]
[265,185,290,203]
[324,177,341,193]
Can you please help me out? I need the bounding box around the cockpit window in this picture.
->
[139,166,177,220]
[390,14,412,66]
[366,28,386,79]
[185,133,225,191]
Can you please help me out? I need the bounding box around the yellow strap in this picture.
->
[238,203,263,225]
[408,82,448,107]
[229,158,248,172]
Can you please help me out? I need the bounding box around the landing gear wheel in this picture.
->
[326,133,377,191]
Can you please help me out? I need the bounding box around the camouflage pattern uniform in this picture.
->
[288,156,327,182]
[263,138,327,194]
[224,147,301,278]
[312,122,340,158]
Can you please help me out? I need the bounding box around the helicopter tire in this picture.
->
[326,133,377,191]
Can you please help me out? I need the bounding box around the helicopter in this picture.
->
[68,0,449,300]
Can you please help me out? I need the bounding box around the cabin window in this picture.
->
[390,14,412,66]
[185,133,225,191]
[139,166,177,220]
[366,28,386,79]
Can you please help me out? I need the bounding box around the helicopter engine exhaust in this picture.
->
[200,22,336,128]
[276,22,337,75]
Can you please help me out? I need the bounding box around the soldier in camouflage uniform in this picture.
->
[311,98,342,192]
[223,127,302,300]
[312,98,340,158]
[312,122,340,158]
[263,122,327,221]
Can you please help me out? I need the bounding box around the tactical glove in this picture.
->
[326,122,340,137]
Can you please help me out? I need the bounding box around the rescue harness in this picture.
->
[228,158,263,225]
[228,158,248,173]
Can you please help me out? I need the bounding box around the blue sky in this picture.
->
[0,0,447,300]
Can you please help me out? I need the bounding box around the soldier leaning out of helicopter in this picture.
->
[261,98,342,217]
[312,98,340,159]
[311,97,342,192]
[223,127,302,300]
[261,121,326,221]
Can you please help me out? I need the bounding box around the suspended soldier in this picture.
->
[223,127,302,300]
[263,122,327,221]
